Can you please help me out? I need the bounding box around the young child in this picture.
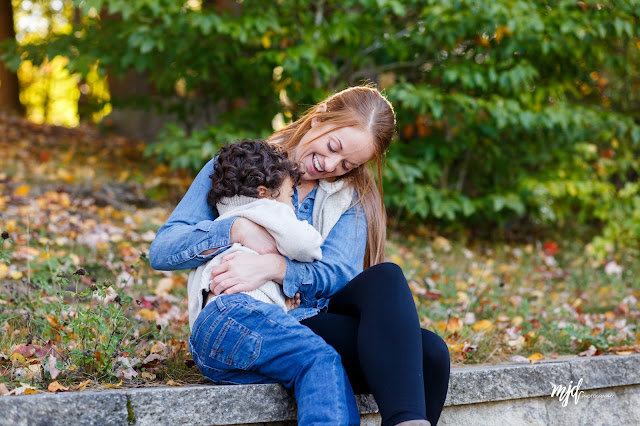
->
[187,139,360,425]
[187,139,323,325]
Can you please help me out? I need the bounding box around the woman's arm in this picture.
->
[210,202,367,299]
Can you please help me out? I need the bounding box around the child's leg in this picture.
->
[189,294,360,426]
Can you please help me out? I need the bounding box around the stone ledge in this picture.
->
[445,353,640,406]
[1,354,638,426]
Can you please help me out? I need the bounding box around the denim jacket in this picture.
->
[149,158,367,321]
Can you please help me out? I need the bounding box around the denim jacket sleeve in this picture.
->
[282,202,367,301]
[149,158,236,270]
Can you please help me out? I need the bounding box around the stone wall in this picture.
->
[1,354,638,425]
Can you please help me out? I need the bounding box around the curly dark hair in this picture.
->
[207,139,302,209]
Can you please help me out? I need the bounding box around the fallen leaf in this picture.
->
[432,236,451,252]
[528,353,544,364]
[510,355,529,363]
[0,383,9,395]
[7,383,38,395]
[543,240,559,256]
[579,345,598,357]
[472,319,494,332]
[154,277,174,298]
[71,379,91,391]
[141,371,156,380]
[136,308,159,322]
[142,353,166,366]
[103,379,122,389]
[47,381,68,392]
[45,354,60,380]
[0,264,7,279]
[13,185,31,197]
[165,380,183,386]
[445,317,463,333]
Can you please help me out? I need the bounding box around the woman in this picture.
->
[150,86,450,425]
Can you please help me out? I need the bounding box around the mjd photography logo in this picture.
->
[550,378,615,406]
[550,378,584,407]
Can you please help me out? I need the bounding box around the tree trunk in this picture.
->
[0,0,24,114]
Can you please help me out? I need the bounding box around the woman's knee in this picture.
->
[363,262,409,294]
[421,329,451,370]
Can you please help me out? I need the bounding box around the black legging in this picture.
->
[301,263,450,426]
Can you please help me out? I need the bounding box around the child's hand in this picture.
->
[285,293,301,311]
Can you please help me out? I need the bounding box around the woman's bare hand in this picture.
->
[209,251,286,296]
[230,218,278,254]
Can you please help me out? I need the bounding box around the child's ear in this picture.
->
[257,185,269,198]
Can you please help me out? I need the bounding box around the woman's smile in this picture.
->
[294,123,375,181]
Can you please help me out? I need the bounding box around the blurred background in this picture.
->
[2,0,640,258]
[0,1,639,380]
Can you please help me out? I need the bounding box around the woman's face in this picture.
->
[292,122,375,182]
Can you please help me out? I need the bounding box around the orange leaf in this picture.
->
[528,353,544,364]
[13,185,30,197]
[71,379,91,391]
[446,317,463,333]
[165,380,184,387]
[48,381,68,393]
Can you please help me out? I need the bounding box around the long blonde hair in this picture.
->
[267,86,396,269]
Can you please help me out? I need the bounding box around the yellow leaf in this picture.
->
[137,308,160,322]
[5,219,17,232]
[48,381,69,393]
[141,371,156,380]
[9,270,23,280]
[71,379,91,391]
[118,170,130,183]
[261,35,271,49]
[615,350,634,355]
[57,168,75,183]
[0,263,8,279]
[454,280,468,290]
[13,185,30,197]
[472,319,494,332]
[10,352,26,363]
[24,388,38,394]
[165,380,184,386]
[528,353,544,364]
[495,25,512,42]
[103,379,122,389]
[447,343,465,353]
[511,316,523,327]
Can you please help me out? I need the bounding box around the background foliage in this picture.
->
[2,0,640,258]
